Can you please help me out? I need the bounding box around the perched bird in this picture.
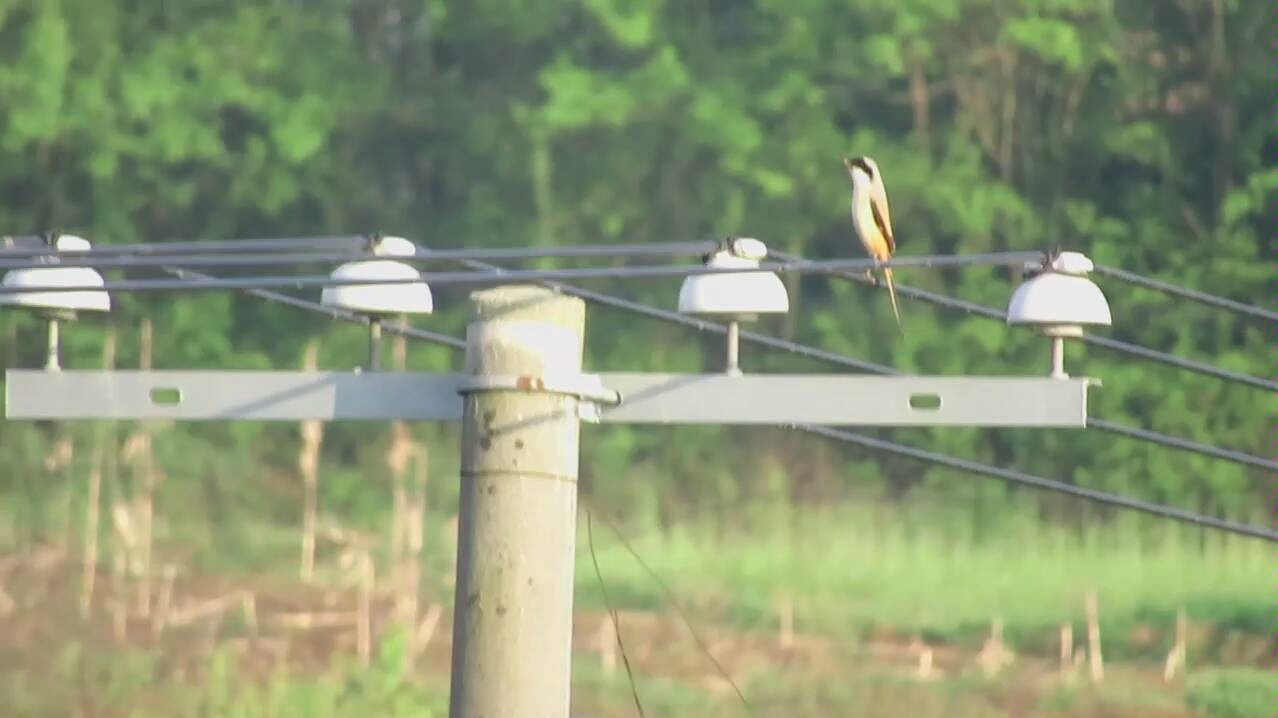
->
[1020,243,1063,281]
[842,156,902,333]
[701,236,769,264]
[362,233,418,258]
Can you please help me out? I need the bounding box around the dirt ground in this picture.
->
[0,544,1223,717]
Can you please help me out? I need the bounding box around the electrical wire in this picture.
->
[768,250,1278,393]
[450,257,1276,540]
[7,234,1272,325]
[586,512,648,718]
[161,267,466,350]
[0,241,724,269]
[799,426,1277,541]
[0,252,1048,295]
[584,504,755,712]
[1,234,367,256]
[766,251,1276,471]
[1093,264,1278,323]
[462,256,1275,473]
[1086,419,1276,471]
[141,254,1275,541]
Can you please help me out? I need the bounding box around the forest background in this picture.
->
[0,1,1273,716]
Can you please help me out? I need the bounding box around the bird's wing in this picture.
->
[869,181,895,255]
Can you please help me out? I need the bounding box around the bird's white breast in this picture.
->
[849,183,877,239]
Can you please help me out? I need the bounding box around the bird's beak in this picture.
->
[842,157,854,172]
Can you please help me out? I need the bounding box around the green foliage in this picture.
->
[577,503,1272,660]
[1185,669,1278,718]
[0,0,1271,585]
[4,639,447,718]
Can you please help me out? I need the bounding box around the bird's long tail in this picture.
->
[883,266,903,334]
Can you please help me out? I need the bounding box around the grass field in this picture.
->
[0,500,1271,717]
[576,505,1273,660]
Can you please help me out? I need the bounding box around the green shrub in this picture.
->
[1185,669,1278,718]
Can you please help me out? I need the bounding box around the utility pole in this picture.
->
[450,285,586,718]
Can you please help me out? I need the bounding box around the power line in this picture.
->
[8,234,1271,325]
[1087,418,1276,471]
[769,250,1278,394]
[0,252,1047,295]
[448,258,1276,539]
[562,266,1274,472]
[1,234,367,256]
[161,267,467,350]
[762,251,1275,470]
[150,257,1274,540]
[45,245,1270,472]
[465,261,894,374]
[1093,264,1278,323]
[800,426,1277,541]
[0,240,723,269]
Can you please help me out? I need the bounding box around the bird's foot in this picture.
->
[862,269,876,282]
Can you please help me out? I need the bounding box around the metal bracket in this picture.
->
[456,372,623,424]
[4,369,1091,426]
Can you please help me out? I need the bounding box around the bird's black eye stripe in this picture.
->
[850,157,874,178]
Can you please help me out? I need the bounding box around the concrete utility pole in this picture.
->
[449,285,586,718]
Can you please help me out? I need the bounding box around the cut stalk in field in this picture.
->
[152,564,177,638]
[138,320,156,616]
[385,421,409,623]
[43,437,74,550]
[413,602,444,656]
[298,339,323,583]
[402,443,428,674]
[1059,622,1074,679]
[1086,589,1104,683]
[777,592,794,649]
[387,327,411,571]
[80,327,117,618]
[599,613,618,676]
[388,424,410,580]
[358,551,374,666]
[79,442,103,618]
[1163,607,1187,681]
[120,318,161,618]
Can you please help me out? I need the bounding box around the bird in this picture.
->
[1020,243,1063,281]
[362,233,418,258]
[701,236,769,264]
[842,156,902,333]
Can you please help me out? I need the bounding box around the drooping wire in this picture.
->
[586,511,646,718]
[586,506,755,714]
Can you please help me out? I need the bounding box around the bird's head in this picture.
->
[842,156,879,187]
[725,236,768,261]
[364,234,418,258]
[702,236,768,264]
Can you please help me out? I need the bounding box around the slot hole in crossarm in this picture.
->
[149,387,182,405]
[908,393,942,411]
